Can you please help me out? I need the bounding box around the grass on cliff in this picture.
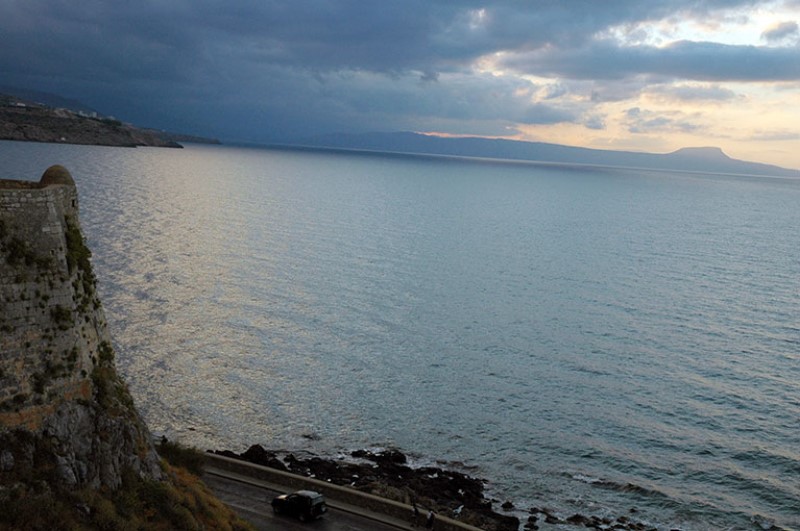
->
[156,439,206,476]
[0,462,253,531]
[64,214,99,313]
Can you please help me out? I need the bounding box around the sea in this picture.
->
[1,140,798,530]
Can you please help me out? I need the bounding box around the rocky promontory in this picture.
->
[0,98,183,148]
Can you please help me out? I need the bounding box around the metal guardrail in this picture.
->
[204,453,483,531]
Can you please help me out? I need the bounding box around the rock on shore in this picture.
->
[214,445,520,530]
[212,445,707,531]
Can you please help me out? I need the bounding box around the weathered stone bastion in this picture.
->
[0,166,161,489]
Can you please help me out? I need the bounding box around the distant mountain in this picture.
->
[141,128,221,145]
[300,132,798,178]
[0,86,101,115]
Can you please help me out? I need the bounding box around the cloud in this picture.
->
[500,39,800,82]
[1,1,774,85]
[646,84,739,102]
[761,21,799,42]
[586,79,652,102]
[624,107,705,134]
[518,104,578,125]
[584,114,607,130]
[541,83,568,100]
[748,129,800,141]
[126,66,580,141]
[0,0,794,145]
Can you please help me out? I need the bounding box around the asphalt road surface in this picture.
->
[203,471,406,531]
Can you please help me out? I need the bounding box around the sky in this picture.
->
[2,0,799,168]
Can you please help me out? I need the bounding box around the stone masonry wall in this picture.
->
[0,166,162,489]
[0,171,96,425]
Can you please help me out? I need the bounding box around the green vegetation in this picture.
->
[27,357,70,397]
[50,305,73,328]
[0,220,55,282]
[64,216,91,274]
[2,235,53,271]
[64,215,98,313]
[91,364,135,415]
[0,464,254,531]
[88,340,138,417]
[4,236,32,266]
[156,440,206,476]
[0,429,248,529]
[98,341,114,363]
[47,360,65,376]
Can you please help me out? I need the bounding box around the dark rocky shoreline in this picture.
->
[213,445,517,530]
[212,445,670,531]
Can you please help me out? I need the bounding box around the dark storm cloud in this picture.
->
[0,0,788,140]
[1,0,771,81]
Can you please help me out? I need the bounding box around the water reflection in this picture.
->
[2,141,800,529]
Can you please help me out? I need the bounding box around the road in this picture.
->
[203,470,410,531]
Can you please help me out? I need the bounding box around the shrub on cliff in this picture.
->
[0,463,253,531]
[156,439,206,476]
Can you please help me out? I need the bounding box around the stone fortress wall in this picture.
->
[0,166,98,427]
[0,166,161,488]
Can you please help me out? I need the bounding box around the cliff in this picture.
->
[0,165,162,488]
[0,167,251,530]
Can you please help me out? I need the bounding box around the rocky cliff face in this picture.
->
[0,166,162,489]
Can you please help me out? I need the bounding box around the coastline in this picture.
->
[212,445,682,531]
[0,105,182,148]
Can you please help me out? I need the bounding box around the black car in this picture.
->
[271,490,328,521]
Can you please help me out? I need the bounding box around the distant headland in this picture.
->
[297,131,800,178]
[0,89,220,149]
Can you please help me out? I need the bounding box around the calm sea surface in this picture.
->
[2,141,799,530]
